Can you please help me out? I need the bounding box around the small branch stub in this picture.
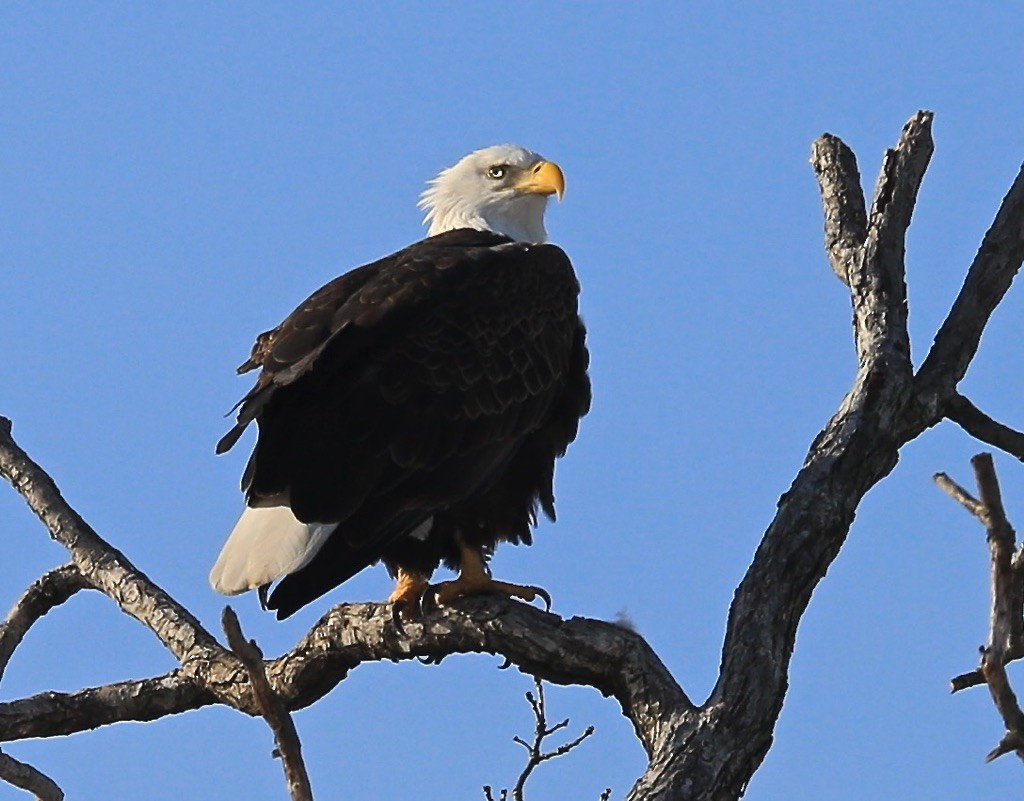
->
[222,607,314,801]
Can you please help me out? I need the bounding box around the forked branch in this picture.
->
[936,454,1024,762]
[483,678,604,801]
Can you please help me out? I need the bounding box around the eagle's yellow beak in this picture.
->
[515,160,565,201]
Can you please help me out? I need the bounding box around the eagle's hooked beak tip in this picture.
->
[522,160,565,201]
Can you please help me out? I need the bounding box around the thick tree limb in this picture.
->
[0,670,213,741]
[630,111,934,801]
[0,564,90,684]
[0,599,685,755]
[0,749,63,801]
[946,394,1024,462]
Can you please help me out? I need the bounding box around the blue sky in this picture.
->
[2,3,1023,799]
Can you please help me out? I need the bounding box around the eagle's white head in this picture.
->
[419,144,565,244]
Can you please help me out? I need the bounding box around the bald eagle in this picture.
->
[209,145,590,620]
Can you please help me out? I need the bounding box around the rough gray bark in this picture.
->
[2,112,1024,800]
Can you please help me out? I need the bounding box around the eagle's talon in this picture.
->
[391,602,404,631]
[387,570,429,625]
[391,600,421,632]
[420,587,439,614]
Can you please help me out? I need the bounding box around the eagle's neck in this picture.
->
[426,194,549,244]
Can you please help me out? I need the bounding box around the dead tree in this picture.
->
[2,111,1023,800]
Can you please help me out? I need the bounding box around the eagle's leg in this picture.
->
[388,568,430,622]
[426,540,552,611]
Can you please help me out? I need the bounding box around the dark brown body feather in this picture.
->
[218,228,590,619]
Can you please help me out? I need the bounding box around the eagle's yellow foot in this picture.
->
[424,542,551,611]
[388,569,430,625]
[428,575,552,610]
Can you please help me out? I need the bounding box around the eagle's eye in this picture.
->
[486,165,507,180]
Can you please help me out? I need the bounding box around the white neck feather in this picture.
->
[421,175,550,244]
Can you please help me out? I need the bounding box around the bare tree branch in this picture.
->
[850,110,930,375]
[222,607,313,801]
[0,748,63,801]
[934,472,986,518]
[938,454,1024,761]
[810,133,867,284]
[946,394,1024,462]
[981,650,1024,763]
[511,680,596,801]
[0,670,212,741]
[484,678,599,801]
[0,417,229,670]
[915,162,1024,409]
[0,564,90,684]
[0,600,684,752]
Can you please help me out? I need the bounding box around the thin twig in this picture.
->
[222,607,313,801]
[0,748,63,801]
[500,678,598,801]
[933,473,985,518]
[484,678,600,800]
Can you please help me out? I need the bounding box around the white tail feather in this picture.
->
[209,506,335,595]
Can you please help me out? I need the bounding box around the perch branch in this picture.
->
[222,607,313,801]
[0,564,90,684]
[0,748,63,801]
[1,598,686,759]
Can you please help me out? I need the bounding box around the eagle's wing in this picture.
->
[217,230,512,454]
[220,229,583,528]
